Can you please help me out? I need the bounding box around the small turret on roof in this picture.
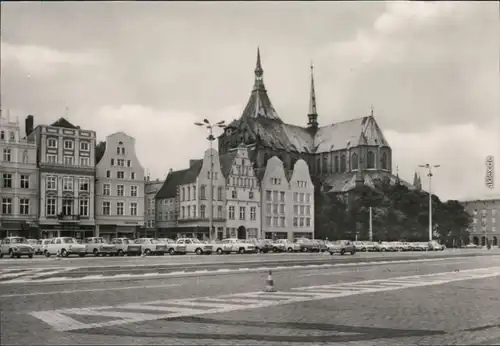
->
[307,62,318,130]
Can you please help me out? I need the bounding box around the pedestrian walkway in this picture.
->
[28,266,500,333]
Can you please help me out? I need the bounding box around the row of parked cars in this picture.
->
[0,236,445,259]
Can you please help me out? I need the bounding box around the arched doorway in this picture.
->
[493,236,498,246]
[237,226,246,240]
[473,236,479,245]
[481,236,486,246]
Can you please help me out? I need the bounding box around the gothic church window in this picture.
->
[351,153,358,170]
[367,151,375,169]
[340,155,346,173]
[381,152,388,170]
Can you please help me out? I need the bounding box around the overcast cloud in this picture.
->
[1,1,499,201]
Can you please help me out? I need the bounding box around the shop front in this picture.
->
[97,224,139,242]
[40,224,94,240]
[0,220,39,239]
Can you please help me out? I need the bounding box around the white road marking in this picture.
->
[28,266,500,332]
[298,269,373,277]
[0,283,181,298]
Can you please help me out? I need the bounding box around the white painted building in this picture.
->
[220,146,261,239]
[27,117,96,239]
[95,132,145,241]
[261,156,314,240]
[0,113,38,238]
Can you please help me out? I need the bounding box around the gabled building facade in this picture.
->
[95,132,145,241]
[27,116,96,239]
[462,198,499,247]
[218,48,404,194]
[220,145,261,239]
[0,113,38,238]
[155,149,226,240]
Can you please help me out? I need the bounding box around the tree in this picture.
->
[434,200,472,247]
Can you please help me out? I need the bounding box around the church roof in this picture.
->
[219,150,238,178]
[50,117,78,129]
[323,170,414,193]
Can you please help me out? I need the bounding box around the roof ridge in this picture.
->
[318,116,368,129]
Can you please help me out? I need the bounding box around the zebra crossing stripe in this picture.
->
[28,266,500,332]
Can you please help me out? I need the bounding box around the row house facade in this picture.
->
[144,177,164,237]
[0,113,38,238]
[27,116,96,239]
[463,198,499,247]
[261,156,315,240]
[95,132,145,242]
[155,146,314,241]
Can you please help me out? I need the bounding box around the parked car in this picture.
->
[84,237,117,256]
[134,238,168,256]
[45,237,87,257]
[157,238,187,255]
[26,239,42,255]
[353,241,375,252]
[110,238,143,256]
[0,237,35,258]
[295,238,320,252]
[412,242,429,251]
[270,240,286,252]
[247,238,273,253]
[428,241,445,251]
[328,240,356,255]
[214,238,256,254]
[278,239,301,252]
[176,238,213,255]
[40,239,52,255]
[315,240,328,252]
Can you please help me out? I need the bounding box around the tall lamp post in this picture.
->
[194,119,225,241]
[418,164,440,242]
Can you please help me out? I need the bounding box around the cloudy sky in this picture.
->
[1,1,499,201]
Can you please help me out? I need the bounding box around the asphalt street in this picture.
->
[1,250,500,345]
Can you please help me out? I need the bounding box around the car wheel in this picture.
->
[61,249,68,257]
[144,249,152,256]
[195,248,203,255]
[93,249,99,257]
[117,250,124,256]
[255,248,261,254]
[168,248,176,255]
[0,253,3,258]
[288,247,294,252]
[340,249,346,256]
[9,250,15,258]
[79,254,85,257]
[351,249,356,255]
[216,248,223,255]
[361,248,366,252]
[329,251,334,255]
[28,254,33,259]
[45,251,51,258]
[238,248,245,254]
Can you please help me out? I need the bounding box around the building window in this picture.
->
[121,147,125,155]
[280,191,285,202]
[273,217,278,227]
[64,140,73,149]
[279,204,285,214]
[127,160,131,167]
[232,190,237,199]
[306,194,311,203]
[63,177,73,191]
[46,197,56,216]
[117,202,124,216]
[130,202,137,216]
[0,131,3,140]
[218,186,223,201]
[250,207,256,221]
[273,191,279,201]
[367,151,375,169]
[46,154,57,164]
[3,148,11,162]
[200,185,206,200]
[266,216,272,226]
[306,206,311,215]
[64,156,74,165]
[79,178,89,192]
[130,185,138,197]
[294,205,298,215]
[80,157,90,166]
[239,206,245,220]
[273,204,278,215]
[103,183,111,196]
[80,141,89,151]
[62,198,73,215]
[117,185,124,196]
[299,217,304,227]
[47,138,57,148]
[193,205,196,218]
[131,172,136,180]
[111,158,115,166]
[47,176,56,190]
[306,218,311,227]
[266,190,272,201]
[79,198,89,216]
[217,205,223,218]
[229,206,235,220]
[22,150,28,163]
[340,154,346,172]
[106,170,111,178]
[102,201,110,215]
[300,205,305,215]
[280,217,285,227]
[293,192,298,202]
[117,159,125,167]
[18,174,30,189]
[293,217,298,227]
[381,152,388,170]
[351,153,358,170]
[200,205,206,218]
[2,198,13,214]
[116,147,120,155]
[117,171,125,179]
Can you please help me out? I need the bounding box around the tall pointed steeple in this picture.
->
[413,171,419,187]
[307,62,319,130]
[253,47,265,92]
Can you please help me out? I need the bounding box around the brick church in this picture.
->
[218,48,412,194]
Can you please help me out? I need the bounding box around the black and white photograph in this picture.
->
[0,1,499,345]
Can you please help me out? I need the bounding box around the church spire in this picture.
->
[253,47,265,91]
[307,62,318,130]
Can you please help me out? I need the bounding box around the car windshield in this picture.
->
[122,239,130,244]
[62,238,75,244]
[191,239,202,244]
[149,239,161,244]
[10,237,26,244]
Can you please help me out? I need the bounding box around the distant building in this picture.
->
[462,198,499,247]
[27,116,96,239]
[144,177,164,238]
[0,113,38,238]
[220,145,261,240]
[95,132,145,241]
[155,169,180,238]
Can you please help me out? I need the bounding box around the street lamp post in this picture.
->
[194,119,225,241]
[418,164,440,242]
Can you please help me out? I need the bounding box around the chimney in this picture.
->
[189,159,197,167]
[25,115,34,137]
